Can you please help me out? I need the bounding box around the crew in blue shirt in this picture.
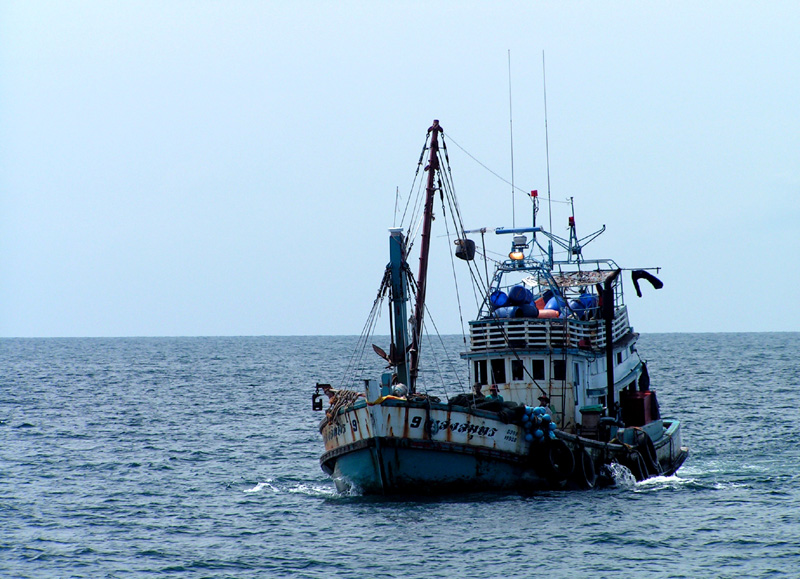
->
[485,384,504,403]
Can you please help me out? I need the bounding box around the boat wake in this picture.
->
[331,476,364,497]
[633,474,695,492]
[605,462,638,489]
[243,479,338,497]
[243,481,278,493]
[603,463,694,492]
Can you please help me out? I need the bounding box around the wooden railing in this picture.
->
[468,306,630,352]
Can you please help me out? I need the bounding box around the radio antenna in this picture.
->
[542,51,553,234]
[508,49,516,228]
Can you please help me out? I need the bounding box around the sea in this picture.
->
[2,333,799,578]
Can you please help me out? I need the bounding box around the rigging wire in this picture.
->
[343,123,568,401]
[438,171,468,346]
[438,136,493,299]
[435,140,500,341]
[508,49,516,228]
[542,51,554,233]
[398,136,430,230]
[339,270,390,390]
[443,131,570,205]
[422,301,466,395]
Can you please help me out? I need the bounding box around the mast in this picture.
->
[388,228,411,387]
[408,120,442,392]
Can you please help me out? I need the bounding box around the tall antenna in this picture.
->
[542,51,553,234]
[393,185,399,227]
[508,49,516,228]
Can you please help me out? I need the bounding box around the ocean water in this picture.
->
[2,333,799,578]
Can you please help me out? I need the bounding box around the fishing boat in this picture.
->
[313,120,688,494]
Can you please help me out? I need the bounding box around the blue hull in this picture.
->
[320,424,688,495]
[323,437,554,494]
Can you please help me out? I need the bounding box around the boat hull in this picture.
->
[319,399,687,494]
[327,437,544,494]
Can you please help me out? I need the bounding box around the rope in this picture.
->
[438,178,467,346]
[422,302,466,397]
[324,390,364,426]
[398,134,430,231]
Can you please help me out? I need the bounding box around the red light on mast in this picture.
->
[531,190,538,197]
[568,216,575,227]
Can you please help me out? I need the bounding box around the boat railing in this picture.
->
[468,306,630,351]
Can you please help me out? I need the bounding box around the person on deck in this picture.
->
[485,384,504,403]
[538,395,558,422]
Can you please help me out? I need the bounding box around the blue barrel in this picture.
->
[493,306,516,318]
[508,285,533,305]
[579,293,598,309]
[490,290,508,309]
[514,304,539,318]
[569,299,588,320]
[578,294,598,319]
[545,295,565,312]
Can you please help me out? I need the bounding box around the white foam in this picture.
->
[287,483,338,497]
[243,479,339,497]
[243,481,278,493]
[634,474,693,491]
[606,462,637,489]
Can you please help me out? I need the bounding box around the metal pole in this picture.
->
[409,120,442,392]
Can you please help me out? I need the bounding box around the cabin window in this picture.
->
[474,360,488,385]
[491,359,506,384]
[532,359,545,380]
[574,363,581,386]
[511,359,524,381]
[616,351,623,365]
[553,360,566,381]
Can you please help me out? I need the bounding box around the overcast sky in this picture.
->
[1,1,799,337]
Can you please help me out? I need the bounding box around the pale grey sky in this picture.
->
[1,1,799,337]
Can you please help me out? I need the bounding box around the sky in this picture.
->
[1,1,799,337]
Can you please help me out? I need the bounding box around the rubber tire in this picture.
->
[624,450,647,481]
[544,438,575,482]
[637,433,662,476]
[571,447,597,489]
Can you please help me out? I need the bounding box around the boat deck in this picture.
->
[469,306,630,351]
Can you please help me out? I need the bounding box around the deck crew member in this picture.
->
[485,384,504,403]
[538,394,558,422]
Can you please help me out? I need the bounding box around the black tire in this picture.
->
[571,447,597,489]
[637,432,662,476]
[624,450,647,481]
[544,438,575,482]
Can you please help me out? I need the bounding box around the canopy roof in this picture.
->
[522,269,617,289]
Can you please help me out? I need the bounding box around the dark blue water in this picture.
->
[2,334,799,578]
